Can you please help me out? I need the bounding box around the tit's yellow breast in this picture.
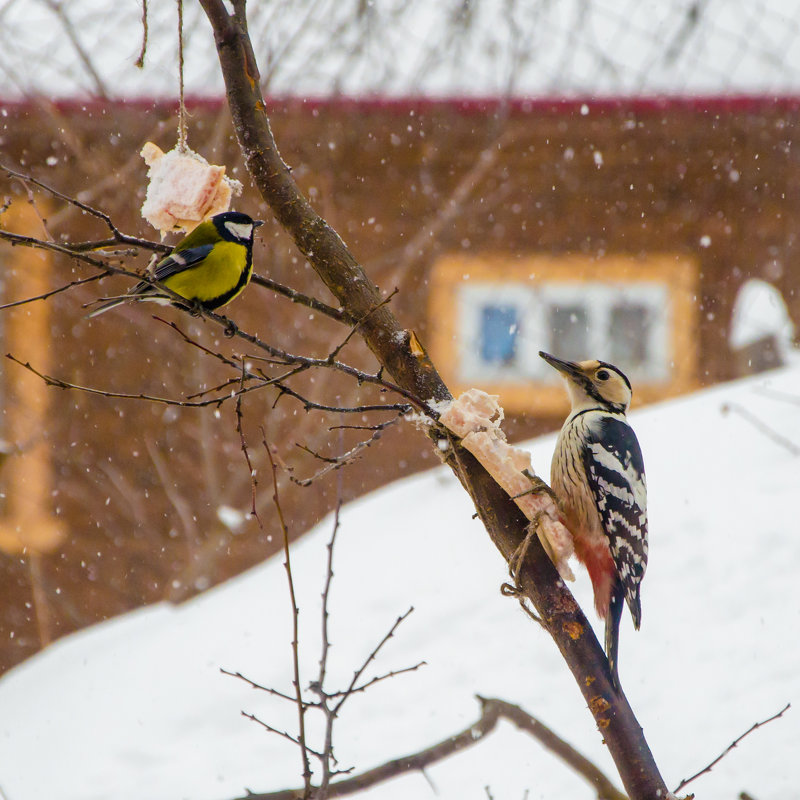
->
[163,240,251,308]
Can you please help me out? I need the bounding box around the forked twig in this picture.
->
[332,607,414,716]
[291,415,403,487]
[674,702,791,793]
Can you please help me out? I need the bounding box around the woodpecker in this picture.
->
[539,351,648,690]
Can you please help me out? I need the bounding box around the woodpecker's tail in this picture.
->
[605,586,625,691]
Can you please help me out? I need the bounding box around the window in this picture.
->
[546,304,588,362]
[428,253,697,413]
[480,304,519,365]
[609,302,651,368]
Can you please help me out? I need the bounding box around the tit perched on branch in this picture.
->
[88,211,262,317]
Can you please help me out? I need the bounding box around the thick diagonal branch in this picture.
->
[198,2,671,797]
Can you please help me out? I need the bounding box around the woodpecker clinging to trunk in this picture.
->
[539,351,648,690]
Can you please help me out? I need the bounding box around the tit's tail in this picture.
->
[85,286,168,318]
[604,585,625,692]
[85,297,126,318]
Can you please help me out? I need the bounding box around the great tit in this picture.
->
[88,211,263,317]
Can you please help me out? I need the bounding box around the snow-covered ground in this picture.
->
[1,362,799,800]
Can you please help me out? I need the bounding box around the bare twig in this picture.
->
[264,435,313,795]
[674,702,791,794]
[251,274,353,324]
[41,0,109,97]
[0,228,117,270]
[328,288,399,362]
[135,0,149,68]
[330,661,426,698]
[483,696,627,800]
[238,344,429,414]
[317,503,341,691]
[220,669,307,707]
[0,272,110,310]
[754,386,800,407]
[4,352,277,409]
[0,164,167,252]
[242,712,323,760]
[291,416,402,488]
[274,382,410,416]
[234,376,259,520]
[315,503,341,795]
[721,403,800,456]
[332,607,414,716]
[0,176,432,416]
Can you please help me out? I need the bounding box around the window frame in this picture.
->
[428,253,698,414]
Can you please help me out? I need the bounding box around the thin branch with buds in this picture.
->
[251,274,353,325]
[0,272,111,311]
[274,382,410,416]
[291,415,404,488]
[1,163,166,251]
[263,436,313,796]
[674,702,791,794]
[331,607,416,718]
[220,669,304,707]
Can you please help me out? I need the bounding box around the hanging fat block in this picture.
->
[140,142,243,236]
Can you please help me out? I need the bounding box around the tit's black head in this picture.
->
[212,211,264,243]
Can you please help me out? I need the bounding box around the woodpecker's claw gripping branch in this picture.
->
[501,511,547,627]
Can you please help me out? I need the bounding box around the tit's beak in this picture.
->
[538,351,583,379]
[253,220,265,228]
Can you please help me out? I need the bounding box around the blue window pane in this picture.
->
[480,305,518,365]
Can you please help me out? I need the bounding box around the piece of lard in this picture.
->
[440,388,575,580]
[140,142,243,236]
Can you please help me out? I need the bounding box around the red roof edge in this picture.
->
[2,93,800,116]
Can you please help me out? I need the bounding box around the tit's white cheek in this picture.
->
[224,222,253,240]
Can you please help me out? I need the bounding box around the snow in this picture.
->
[1,360,800,800]
[730,279,795,351]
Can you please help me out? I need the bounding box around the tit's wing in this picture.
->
[152,244,214,282]
[581,415,648,626]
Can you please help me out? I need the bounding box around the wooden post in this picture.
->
[0,200,66,645]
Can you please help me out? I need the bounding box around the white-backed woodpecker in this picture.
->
[539,351,648,690]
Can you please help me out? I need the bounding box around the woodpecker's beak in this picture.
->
[538,351,583,379]
[253,220,264,227]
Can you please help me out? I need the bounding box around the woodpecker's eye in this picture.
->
[596,369,610,381]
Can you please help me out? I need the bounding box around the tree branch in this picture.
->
[231,696,626,800]
[199,2,671,797]
[674,702,791,794]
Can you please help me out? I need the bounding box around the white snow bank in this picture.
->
[1,363,799,800]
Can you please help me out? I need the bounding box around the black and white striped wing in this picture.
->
[582,415,648,627]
